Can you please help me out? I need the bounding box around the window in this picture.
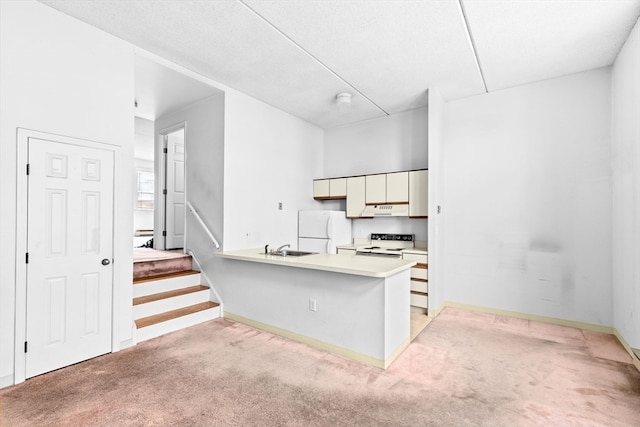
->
[137,170,154,210]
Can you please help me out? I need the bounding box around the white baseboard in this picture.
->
[223,311,409,369]
[0,374,15,389]
[119,338,135,350]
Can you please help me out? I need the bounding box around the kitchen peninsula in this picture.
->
[215,249,416,368]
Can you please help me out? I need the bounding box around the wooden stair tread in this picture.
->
[135,302,219,329]
[133,269,200,284]
[133,285,209,306]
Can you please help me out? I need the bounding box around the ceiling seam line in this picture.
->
[237,0,389,115]
[457,0,488,93]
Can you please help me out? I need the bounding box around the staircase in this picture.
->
[133,252,220,343]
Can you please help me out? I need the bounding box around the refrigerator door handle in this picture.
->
[326,215,332,238]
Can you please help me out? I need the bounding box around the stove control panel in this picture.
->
[370,233,414,242]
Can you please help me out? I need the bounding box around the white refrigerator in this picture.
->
[298,210,352,254]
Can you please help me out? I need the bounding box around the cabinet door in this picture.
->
[409,170,428,217]
[365,174,386,204]
[329,178,347,198]
[313,179,330,199]
[346,176,366,218]
[386,172,409,203]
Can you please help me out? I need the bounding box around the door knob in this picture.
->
[101,258,111,266]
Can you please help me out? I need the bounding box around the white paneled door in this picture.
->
[164,131,185,250]
[26,137,114,378]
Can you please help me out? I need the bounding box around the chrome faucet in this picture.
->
[276,244,290,252]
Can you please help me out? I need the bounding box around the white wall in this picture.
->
[612,18,640,350]
[155,94,225,259]
[0,0,134,386]
[223,90,325,251]
[324,107,428,177]
[323,107,428,242]
[427,89,446,311]
[441,68,612,326]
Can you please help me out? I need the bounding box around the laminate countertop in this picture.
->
[215,248,416,278]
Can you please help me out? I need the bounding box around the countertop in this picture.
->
[215,248,416,278]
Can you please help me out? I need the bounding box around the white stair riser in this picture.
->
[133,273,201,298]
[135,306,221,343]
[134,290,210,320]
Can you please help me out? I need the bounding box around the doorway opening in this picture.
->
[132,53,221,263]
[158,124,186,251]
[133,122,188,281]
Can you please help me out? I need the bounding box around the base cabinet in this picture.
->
[403,251,428,311]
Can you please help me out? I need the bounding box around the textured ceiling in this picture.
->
[39,0,640,129]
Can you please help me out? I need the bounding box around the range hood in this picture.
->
[360,204,409,217]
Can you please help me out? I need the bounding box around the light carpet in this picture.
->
[2,307,639,426]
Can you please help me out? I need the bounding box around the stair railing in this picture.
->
[188,249,223,309]
[186,200,220,249]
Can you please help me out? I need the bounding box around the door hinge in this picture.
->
[163,189,167,195]
[26,164,30,175]
[163,148,168,154]
[162,230,167,237]
[25,252,29,263]
[24,341,28,353]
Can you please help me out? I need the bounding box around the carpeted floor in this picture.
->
[2,307,639,426]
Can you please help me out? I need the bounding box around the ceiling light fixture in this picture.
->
[336,92,352,111]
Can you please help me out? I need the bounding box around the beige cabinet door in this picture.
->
[329,178,347,198]
[346,176,366,218]
[365,174,386,204]
[313,179,330,199]
[386,171,409,203]
[409,170,428,217]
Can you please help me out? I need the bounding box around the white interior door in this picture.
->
[164,130,185,250]
[26,137,114,378]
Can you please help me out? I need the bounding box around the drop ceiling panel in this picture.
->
[462,0,640,92]
[40,0,386,128]
[243,0,487,113]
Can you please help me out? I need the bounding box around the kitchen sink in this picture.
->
[267,250,316,257]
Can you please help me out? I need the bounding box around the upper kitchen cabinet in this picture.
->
[365,174,386,204]
[313,178,347,200]
[365,172,409,204]
[346,176,366,218]
[314,169,426,219]
[386,172,409,203]
[409,170,428,218]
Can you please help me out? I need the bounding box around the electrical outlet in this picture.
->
[278,202,283,210]
[309,298,317,312]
